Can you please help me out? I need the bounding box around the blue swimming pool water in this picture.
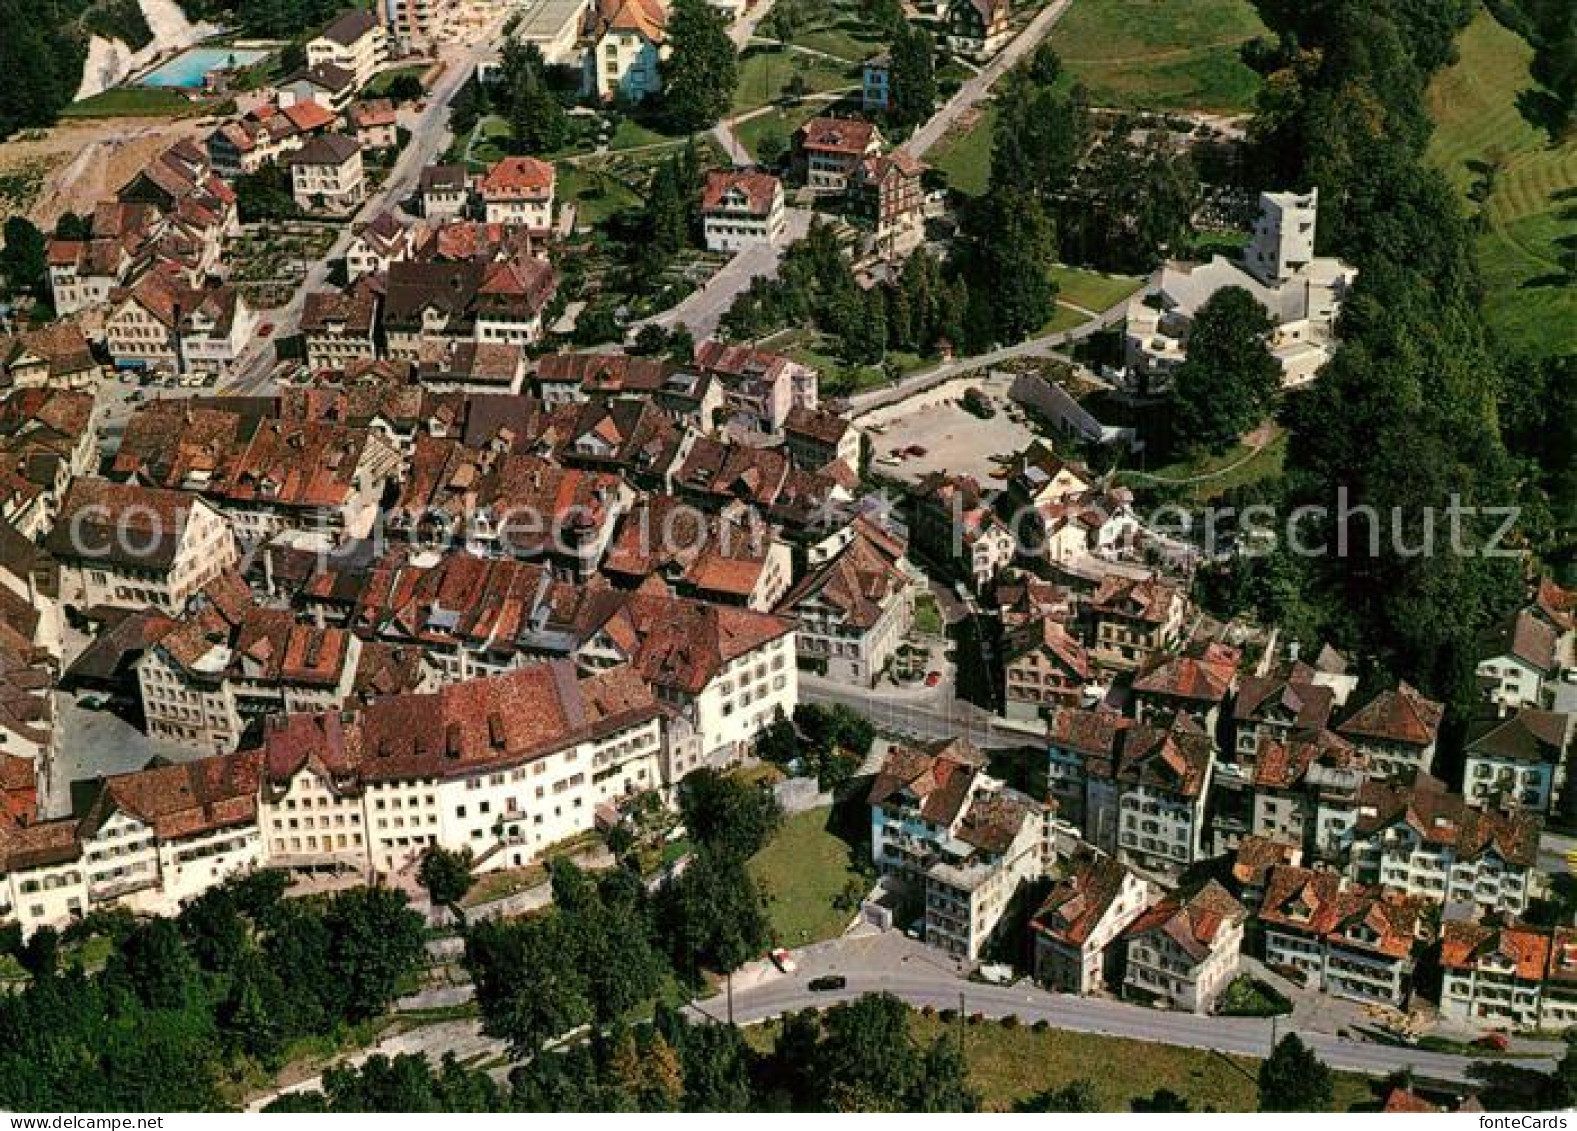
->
[139,47,269,88]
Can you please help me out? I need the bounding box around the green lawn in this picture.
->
[1117,430,1288,505]
[913,592,944,636]
[908,1016,1378,1112]
[607,116,687,151]
[1425,6,1577,358]
[1050,264,1146,312]
[1047,0,1268,114]
[364,64,427,98]
[734,102,825,162]
[61,87,210,118]
[733,48,861,113]
[928,105,996,196]
[1036,304,1092,337]
[748,806,869,947]
[557,162,644,230]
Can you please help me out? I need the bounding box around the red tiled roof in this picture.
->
[700,169,781,216]
[1440,921,1550,981]
[1339,682,1444,747]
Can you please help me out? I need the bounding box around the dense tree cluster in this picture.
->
[0,874,426,1110]
[495,39,571,155]
[884,21,937,137]
[231,0,354,40]
[1171,286,1282,451]
[757,703,877,791]
[661,0,738,132]
[1257,1033,1333,1111]
[1487,0,1576,134]
[1215,0,1533,708]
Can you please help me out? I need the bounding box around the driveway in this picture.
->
[690,931,1554,1086]
[904,0,1077,159]
[636,207,814,338]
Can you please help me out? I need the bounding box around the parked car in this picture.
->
[808,975,846,992]
[1473,1033,1510,1051]
[925,671,942,687]
[769,947,797,974]
[907,445,928,457]
[257,322,275,337]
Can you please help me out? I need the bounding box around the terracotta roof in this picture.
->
[1481,608,1559,674]
[700,169,781,216]
[1091,574,1182,625]
[81,750,262,842]
[1338,682,1444,748]
[261,659,662,784]
[586,0,667,43]
[1047,707,1212,798]
[46,479,216,570]
[1234,669,1336,731]
[1122,880,1245,961]
[1251,729,1360,791]
[1382,1089,1440,1114]
[1032,853,1141,947]
[1440,922,1550,982]
[1004,617,1090,680]
[778,523,911,631]
[1230,834,1301,887]
[1259,865,1420,959]
[349,98,399,129]
[1133,642,1239,704]
[782,404,851,446]
[1535,577,1575,633]
[1548,928,1577,986]
[798,115,880,156]
[478,156,555,200]
[280,98,337,133]
[1353,775,1540,866]
[867,738,984,826]
[1,324,98,380]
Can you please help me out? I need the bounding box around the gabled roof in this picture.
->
[777,523,911,630]
[1353,775,1540,866]
[867,738,984,827]
[1122,880,1245,962]
[287,132,362,166]
[1465,709,1572,766]
[797,115,880,156]
[1004,617,1090,680]
[1259,865,1420,959]
[1481,607,1559,674]
[701,169,781,216]
[478,156,555,199]
[1440,921,1550,981]
[46,479,214,570]
[1133,642,1239,704]
[1032,853,1142,947]
[1338,681,1444,748]
[1234,667,1336,730]
[585,0,667,43]
[316,8,380,45]
[80,750,262,842]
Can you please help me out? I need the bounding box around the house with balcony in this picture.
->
[478,157,556,231]
[1002,617,1091,720]
[1477,608,1564,713]
[1088,574,1186,673]
[1259,865,1423,1007]
[1131,641,1239,732]
[946,0,1010,59]
[1337,681,1444,780]
[795,116,883,193]
[778,520,915,687]
[1121,880,1247,1013]
[700,169,786,253]
[286,134,366,216]
[1347,775,1540,917]
[868,739,1055,959]
[1440,922,1550,1030]
[1031,851,1154,994]
[1463,709,1572,817]
[306,9,387,90]
[1248,729,1366,862]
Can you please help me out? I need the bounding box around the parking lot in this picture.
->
[862,373,1042,486]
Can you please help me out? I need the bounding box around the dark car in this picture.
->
[808,975,847,992]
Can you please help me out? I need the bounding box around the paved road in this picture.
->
[903,0,1076,159]
[636,207,814,338]
[846,298,1125,417]
[227,15,510,391]
[800,674,1030,750]
[691,932,1554,1086]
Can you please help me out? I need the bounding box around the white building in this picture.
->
[1440,922,1550,1030]
[47,479,239,614]
[307,9,388,91]
[287,134,367,216]
[1121,880,1246,1013]
[869,739,1056,960]
[700,169,786,253]
[778,520,915,687]
[1463,710,1572,817]
[477,157,556,230]
[1032,852,1154,995]
[1478,608,1563,712]
[1124,189,1358,391]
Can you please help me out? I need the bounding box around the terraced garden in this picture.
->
[1425,6,1577,358]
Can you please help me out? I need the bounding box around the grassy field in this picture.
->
[364,64,428,98]
[1050,264,1146,311]
[1425,6,1577,358]
[909,1016,1378,1112]
[60,87,210,118]
[1117,430,1288,505]
[1037,303,1092,336]
[557,163,644,230]
[734,102,826,162]
[734,48,861,113]
[748,806,869,946]
[927,105,996,196]
[1047,0,1268,114]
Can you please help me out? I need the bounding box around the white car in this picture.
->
[769,947,797,974]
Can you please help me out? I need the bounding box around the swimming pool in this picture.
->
[139,46,269,88]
